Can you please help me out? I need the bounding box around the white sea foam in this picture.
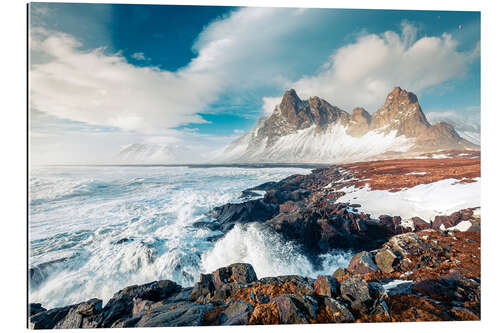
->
[200,223,353,279]
[29,165,332,308]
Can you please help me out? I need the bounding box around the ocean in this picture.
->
[29,165,353,308]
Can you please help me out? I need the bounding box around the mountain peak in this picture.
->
[371,87,430,137]
[386,86,419,105]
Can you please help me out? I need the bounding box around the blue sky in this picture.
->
[29,3,480,163]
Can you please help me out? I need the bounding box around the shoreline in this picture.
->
[29,151,481,327]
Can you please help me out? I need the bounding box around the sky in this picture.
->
[29,2,480,164]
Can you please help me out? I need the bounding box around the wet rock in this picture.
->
[271,295,308,324]
[333,267,349,279]
[322,297,354,322]
[29,306,72,329]
[135,303,213,327]
[276,275,315,295]
[29,303,46,316]
[212,263,258,289]
[370,298,390,318]
[54,308,84,329]
[75,298,102,316]
[191,273,216,301]
[219,300,254,325]
[208,199,278,227]
[348,251,378,274]
[375,248,397,273]
[314,275,340,297]
[340,276,372,313]
[113,279,182,302]
[100,279,181,327]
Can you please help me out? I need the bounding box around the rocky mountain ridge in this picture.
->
[221,87,478,163]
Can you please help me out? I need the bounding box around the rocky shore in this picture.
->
[29,153,481,327]
[29,227,480,328]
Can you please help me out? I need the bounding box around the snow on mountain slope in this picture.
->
[218,87,478,163]
[218,124,413,163]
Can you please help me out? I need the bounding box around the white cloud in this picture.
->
[30,30,222,133]
[289,22,479,112]
[261,96,282,115]
[131,52,149,61]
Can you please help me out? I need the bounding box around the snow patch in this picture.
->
[447,220,472,232]
[338,178,480,221]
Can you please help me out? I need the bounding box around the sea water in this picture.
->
[29,165,352,308]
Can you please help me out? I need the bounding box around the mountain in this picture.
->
[426,112,480,145]
[219,87,478,163]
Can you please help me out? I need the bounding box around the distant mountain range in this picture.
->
[217,87,478,163]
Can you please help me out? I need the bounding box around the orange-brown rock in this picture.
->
[347,107,371,137]
[371,87,430,137]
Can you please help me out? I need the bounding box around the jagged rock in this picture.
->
[191,264,257,304]
[314,275,339,297]
[208,199,278,230]
[348,251,378,274]
[270,295,308,324]
[29,303,46,316]
[412,216,430,231]
[370,298,390,318]
[219,300,254,325]
[191,273,216,301]
[340,276,372,313]
[99,279,181,327]
[135,303,213,327]
[75,298,102,316]
[322,297,354,322]
[212,263,258,289]
[29,306,72,329]
[333,268,349,279]
[54,308,84,329]
[276,275,315,295]
[375,248,397,273]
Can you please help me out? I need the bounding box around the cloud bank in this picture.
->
[289,22,479,112]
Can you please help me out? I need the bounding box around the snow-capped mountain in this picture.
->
[426,112,480,145]
[218,87,478,163]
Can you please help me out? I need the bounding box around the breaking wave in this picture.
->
[29,165,351,308]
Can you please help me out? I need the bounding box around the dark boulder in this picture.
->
[270,295,308,324]
[219,300,254,325]
[207,200,278,228]
[322,297,354,322]
[135,303,213,327]
[340,276,373,313]
[29,306,72,329]
[29,303,46,316]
